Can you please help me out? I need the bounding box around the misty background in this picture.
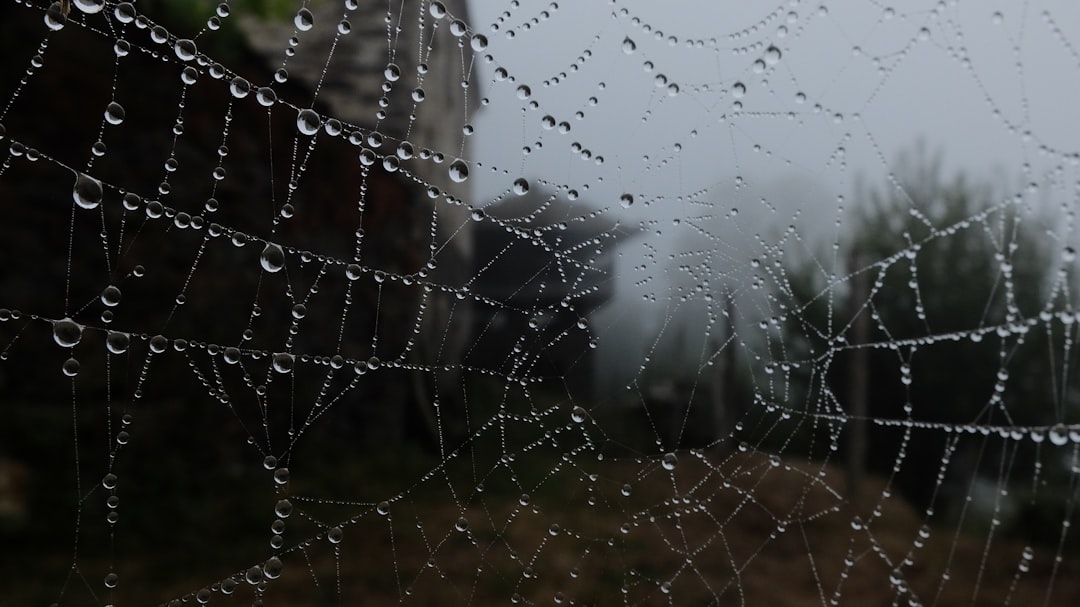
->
[461,0,1080,392]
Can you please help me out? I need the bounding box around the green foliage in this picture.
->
[774,151,1075,519]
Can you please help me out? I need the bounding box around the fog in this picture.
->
[463,0,1080,390]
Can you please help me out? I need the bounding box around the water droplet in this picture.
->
[256,87,277,107]
[149,335,168,354]
[260,243,285,273]
[732,82,746,98]
[620,193,634,208]
[174,38,197,61]
[62,357,80,377]
[571,406,587,423]
[661,452,677,470]
[272,352,294,374]
[454,517,469,532]
[273,467,290,485]
[327,526,344,543]
[45,2,67,30]
[74,0,105,14]
[448,159,470,183]
[449,19,467,37]
[622,37,636,54]
[294,7,314,31]
[765,45,782,65]
[100,285,122,307]
[512,178,529,195]
[53,318,83,348]
[296,109,321,135]
[106,331,130,354]
[1049,423,1070,446]
[104,101,125,125]
[377,501,391,515]
[516,85,531,99]
[73,173,103,210]
[384,63,401,81]
[102,472,118,489]
[223,347,241,364]
[471,34,488,51]
[229,77,250,98]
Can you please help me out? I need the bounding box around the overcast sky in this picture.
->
[458,0,1080,385]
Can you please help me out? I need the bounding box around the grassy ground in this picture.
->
[4,445,1079,607]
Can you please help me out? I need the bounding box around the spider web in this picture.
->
[2,1,1080,605]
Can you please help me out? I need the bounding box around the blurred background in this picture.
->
[2,1,1080,605]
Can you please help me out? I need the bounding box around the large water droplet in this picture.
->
[45,2,67,30]
[272,352,294,374]
[571,406,587,423]
[384,63,401,82]
[327,526,344,544]
[73,173,103,210]
[74,0,106,14]
[273,467,290,484]
[104,100,125,124]
[256,87,277,107]
[470,34,488,52]
[260,243,285,273]
[448,159,469,183]
[620,193,634,208]
[174,38,198,61]
[113,2,135,23]
[296,109,321,136]
[149,335,168,353]
[62,357,80,377]
[1049,423,1071,446]
[53,318,83,348]
[106,331,130,354]
[294,8,314,31]
[229,77,250,99]
[100,285,122,307]
[430,2,447,18]
[622,37,636,54]
[661,452,677,470]
[765,45,782,65]
[512,178,529,195]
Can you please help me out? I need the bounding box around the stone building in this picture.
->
[240,1,477,446]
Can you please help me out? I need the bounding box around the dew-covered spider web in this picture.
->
[4,0,1080,605]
